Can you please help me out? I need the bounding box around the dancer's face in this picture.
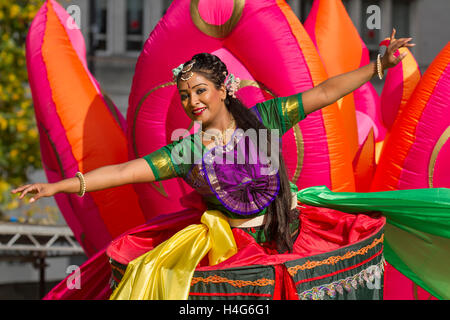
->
[178,72,227,127]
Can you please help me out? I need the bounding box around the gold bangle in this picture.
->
[377,54,384,80]
[75,172,86,197]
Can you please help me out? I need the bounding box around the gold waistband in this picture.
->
[227,192,298,228]
[227,214,266,228]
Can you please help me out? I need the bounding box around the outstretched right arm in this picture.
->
[12,158,155,203]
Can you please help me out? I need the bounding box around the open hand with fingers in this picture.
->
[11,183,57,203]
[381,28,416,70]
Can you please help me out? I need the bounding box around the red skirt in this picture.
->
[44,195,385,300]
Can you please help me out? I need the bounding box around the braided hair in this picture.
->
[176,53,299,253]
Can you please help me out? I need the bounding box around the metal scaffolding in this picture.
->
[0,222,85,299]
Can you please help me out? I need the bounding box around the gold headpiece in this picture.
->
[172,60,196,81]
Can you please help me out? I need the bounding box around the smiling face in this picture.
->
[178,72,228,129]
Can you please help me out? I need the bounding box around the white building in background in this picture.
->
[1,0,448,299]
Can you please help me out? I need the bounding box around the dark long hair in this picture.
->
[177,53,298,252]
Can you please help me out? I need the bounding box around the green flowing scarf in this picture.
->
[297,186,450,300]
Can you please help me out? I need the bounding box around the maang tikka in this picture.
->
[172,60,196,81]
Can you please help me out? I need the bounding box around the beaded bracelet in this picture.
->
[75,171,86,197]
[376,54,384,80]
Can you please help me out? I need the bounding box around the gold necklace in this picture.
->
[201,118,236,145]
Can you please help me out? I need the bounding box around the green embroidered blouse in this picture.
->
[143,92,306,219]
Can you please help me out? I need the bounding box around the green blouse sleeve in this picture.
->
[252,92,306,136]
[142,134,201,181]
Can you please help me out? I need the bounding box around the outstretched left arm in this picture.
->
[302,29,415,115]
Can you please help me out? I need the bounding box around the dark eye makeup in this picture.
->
[179,86,207,100]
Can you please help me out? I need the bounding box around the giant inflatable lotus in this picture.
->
[25,0,449,300]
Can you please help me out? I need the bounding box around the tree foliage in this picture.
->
[0,1,44,215]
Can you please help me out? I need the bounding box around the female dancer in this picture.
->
[13,30,415,299]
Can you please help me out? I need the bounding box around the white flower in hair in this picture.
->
[172,63,184,81]
[225,73,241,98]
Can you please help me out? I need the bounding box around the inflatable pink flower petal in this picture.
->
[26,0,146,256]
[379,38,422,130]
[128,0,357,221]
